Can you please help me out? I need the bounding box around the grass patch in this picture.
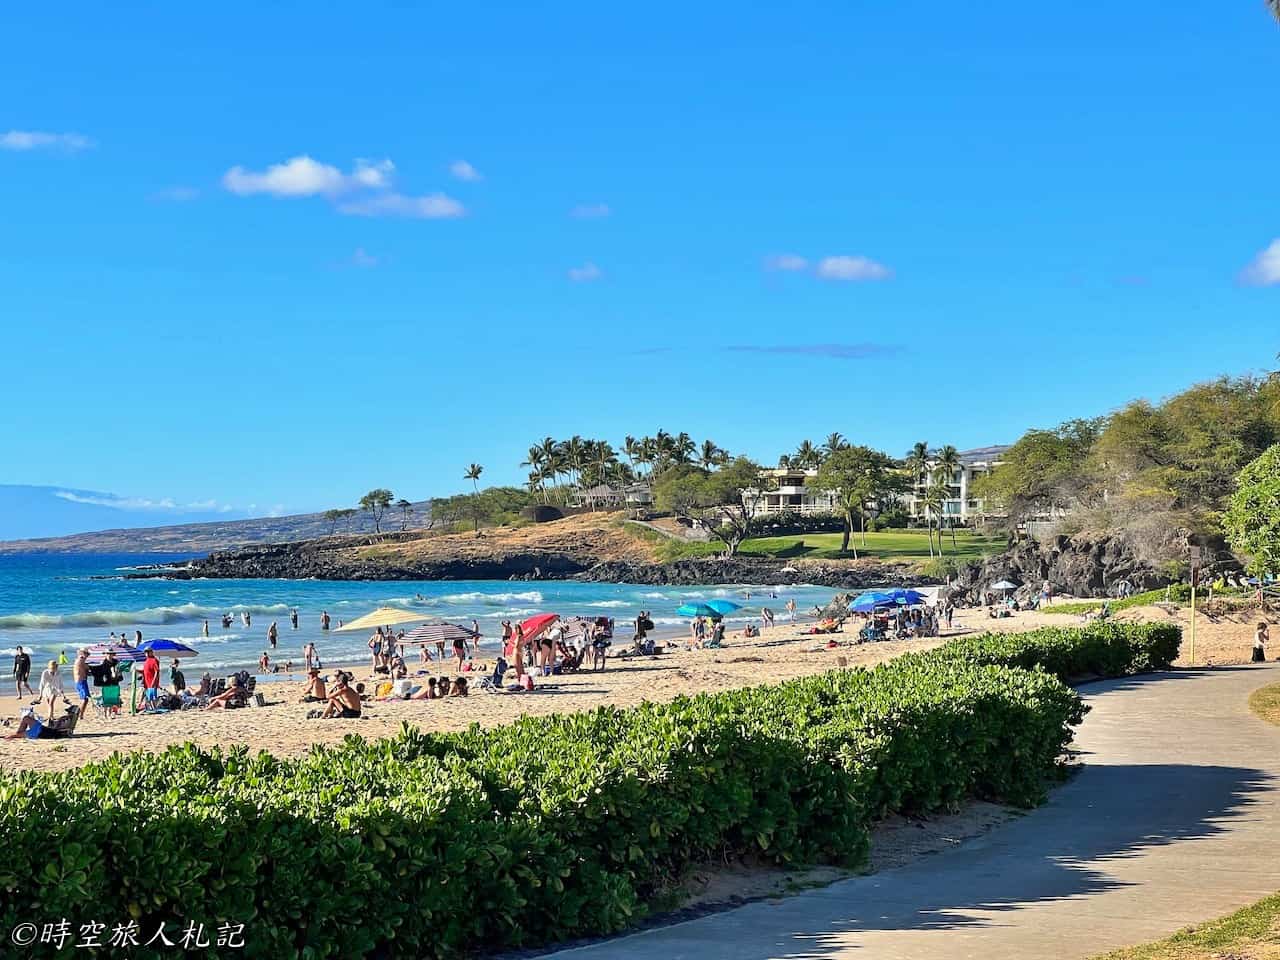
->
[1051,586,1190,616]
[1092,892,1280,959]
[1249,682,1280,727]
[648,530,1003,563]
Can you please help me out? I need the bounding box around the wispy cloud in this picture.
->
[570,202,611,219]
[1240,239,1280,287]
[568,261,603,282]
[449,159,483,182]
[728,343,897,361]
[814,255,893,281]
[53,491,237,513]
[222,154,462,219]
[764,253,809,272]
[1,130,94,152]
[336,192,464,219]
[151,186,200,202]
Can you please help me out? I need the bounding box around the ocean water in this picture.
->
[0,553,840,672]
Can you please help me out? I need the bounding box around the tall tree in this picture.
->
[795,439,821,470]
[1224,444,1280,578]
[358,489,394,534]
[464,464,484,532]
[653,458,765,556]
[395,498,414,531]
[933,445,963,548]
[809,445,904,556]
[323,508,345,535]
[699,439,726,469]
[824,432,848,456]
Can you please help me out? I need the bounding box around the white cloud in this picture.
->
[53,491,236,513]
[570,202,611,219]
[1,130,94,152]
[222,155,352,197]
[1240,239,1280,287]
[350,247,379,268]
[568,261,603,282]
[337,192,464,219]
[814,255,893,281]
[351,158,395,189]
[764,253,808,272]
[449,159,483,182]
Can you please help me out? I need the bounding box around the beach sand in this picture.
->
[4,602,1275,776]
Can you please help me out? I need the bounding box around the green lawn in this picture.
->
[650,529,1004,563]
[1092,892,1280,959]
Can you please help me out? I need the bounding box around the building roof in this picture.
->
[957,445,1010,465]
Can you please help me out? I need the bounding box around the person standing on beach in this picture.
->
[761,607,775,629]
[37,660,65,721]
[368,631,383,670]
[303,642,316,670]
[267,621,278,650]
[135,630,143,646]
[141,650,161,707]
[72,648,91,720]
[321,610,331,631]
[785,598,797,622]
[13,646,34,699]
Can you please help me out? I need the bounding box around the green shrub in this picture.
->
[0,624,1176,959]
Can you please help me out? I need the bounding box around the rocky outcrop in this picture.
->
[577,559,936,589]
[951,533,1175,599]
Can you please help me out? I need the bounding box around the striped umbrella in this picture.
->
[400,622,478,645]
[84,642,148,665]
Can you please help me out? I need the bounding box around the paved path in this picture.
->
[549,664,1280,960]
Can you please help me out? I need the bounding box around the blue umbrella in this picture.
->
[705,599,741,615]
[139,638,199,659]
[881,588,929,607]
[676,602,722,618]
[850,590,893,613]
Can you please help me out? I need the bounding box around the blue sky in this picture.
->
[2,1,1278,526]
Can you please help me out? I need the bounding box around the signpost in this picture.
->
[1188,546,1201,666]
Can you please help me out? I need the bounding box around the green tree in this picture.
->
[323,508,344,535]
[824,432,847,457]
[358,489,394,533]
[904,441,931,488]
[1224,444,1280,577]
[395,498,414,531]
[654,458,764,556]
[920,479,947,557]
[795,439,821,469]
[933,444,963,548]
[464,464,484,532]
[973,420,1102,522]
[810,446,904,556]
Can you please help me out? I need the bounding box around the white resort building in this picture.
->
[905,445,1009,523]
[745,467,838,517]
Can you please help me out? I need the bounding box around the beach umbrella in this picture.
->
[84,642,147,665]
[991,580,1019,592]
[882,588,929,607]
[138,638,199,659]
[849,590,892,613]
[519,613,561,643]
[676,602,722,618]
[705,599,741,615]
[400,622,478,645]
[335,607,425,632]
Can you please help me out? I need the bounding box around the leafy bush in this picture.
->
[0,624,1177,959]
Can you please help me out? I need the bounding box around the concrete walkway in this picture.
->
[548,664,1280,960]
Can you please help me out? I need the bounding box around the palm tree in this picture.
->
[674,431,696,464]
[464,464,484,533]
[921,480,946,557]
[932,444,963,549]
[699,439,724,469]
[824,432,847,456]
[623,435,640,473]
[777,453,794,469]
[905,441,931,486]
[795,439,821,470]
[521,446,549,502]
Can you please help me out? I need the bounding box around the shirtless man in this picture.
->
[300,668,327,702]
[321,675,362,719]
[72,648,92,720]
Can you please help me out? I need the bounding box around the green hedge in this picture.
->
[936,621,1182,678]
[0,623,1178,959]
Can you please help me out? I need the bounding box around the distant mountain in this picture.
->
[0,486,433,554]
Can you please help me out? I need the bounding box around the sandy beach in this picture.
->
[4,602,1276,776]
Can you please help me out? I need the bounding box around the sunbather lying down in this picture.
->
[807,618,844,635]
[6,706,79,740]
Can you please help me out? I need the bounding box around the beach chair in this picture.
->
[94,685,123,719]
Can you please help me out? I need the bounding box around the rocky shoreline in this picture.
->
[125,536,935,590]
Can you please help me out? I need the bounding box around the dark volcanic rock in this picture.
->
[952,533,1176,599]
[577,559,935,589]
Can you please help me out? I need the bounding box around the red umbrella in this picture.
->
[519,613,560,643]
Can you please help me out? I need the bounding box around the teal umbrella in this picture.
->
[705,599,741,615]
[676,602,721,618]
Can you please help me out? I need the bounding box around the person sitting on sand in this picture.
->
[449,677,468,697]
[301,669,327,702]
[169,659,186,694]
[6,705,80,741]
[320,675,362,719]
[205,675,248,710]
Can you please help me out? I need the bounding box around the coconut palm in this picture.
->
[824,432,847,456]
[795,439,821,470]
[699,439,726,469]
[932,444,963,549]
[777,453,794,469]
[464,463,484,533]
[905,441,931,486]
[674,432,697,464]
[920,479,947,557]
[521,446,549,502]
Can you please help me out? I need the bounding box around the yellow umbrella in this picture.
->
[335,607,426,632]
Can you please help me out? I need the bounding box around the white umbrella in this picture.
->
[991,580,1019,592]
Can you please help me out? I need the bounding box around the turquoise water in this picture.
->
[0,554,839,671]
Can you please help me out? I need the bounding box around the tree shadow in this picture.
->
[515,761,1275,959]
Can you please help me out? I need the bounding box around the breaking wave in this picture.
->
[0,602,291,630]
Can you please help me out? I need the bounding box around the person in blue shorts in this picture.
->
[72,648,92,719]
